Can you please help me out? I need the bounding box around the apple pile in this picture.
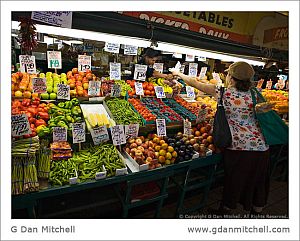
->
[191,122,217,153]
[12,72,38,99]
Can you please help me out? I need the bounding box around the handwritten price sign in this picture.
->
[134,82,144,96]
[72,123,86,144]
[90,126,109,145]
[53,127,67,142]
[156,119,166,137]
[125,124,139,139]
[111,84,121,97]
[186,86,195,98]
[199,67,207,79]
[266,80,273,90]
[183,119,192,136]
[154,86,166,98]
[11,114,31,137]
[19,55,36,74]
[32,78,47,93]
[188,63,198,77]
[88,81,101,97]
[78,55,91,72]
[47,51,62,69]
[104,42,120,53]
[153,63,164,73]
[109,62,121,80]
[111,125,126,146]
[57,84,70,100]
[124,45,138,55]
[134,64,147,81]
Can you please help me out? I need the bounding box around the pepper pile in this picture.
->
[49,159,77,186]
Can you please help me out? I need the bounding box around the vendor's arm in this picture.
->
[152,70,173,80]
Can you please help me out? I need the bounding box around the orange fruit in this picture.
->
[167,146,174,153]
[172,151,178,158]
[159,140,165,145]
[159,149,166,156]
[207,136,213,143]
[155,145,161,152]
[158,156,166,163]
[161,143,168,150]
[200,127,207,134]
[165,152,172,160]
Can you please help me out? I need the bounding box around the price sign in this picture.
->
[88,81,101,96]
[111,125,126,146]
[266,80,273,89]
[78,55,91,72]
[154,86,166,98]
[125,124,139,139]
[19,55,36,74]
[197,56,207,61]
[72,122,86,144]
[32,78,47,93]
[90,126,109,145]
[179,65,185,73]
[134,64,147,81]
[278,79,286,89]
[186,86,195,98]
[57,84,70,100]
[47,51,62,69]
[199,67,207,79]
[153,63,164,73]
[109,62,121,80]
[188,63,198,77]
[11,114,31,137]
[196,109,208,123]
[185,54,195,62]
[212,72,221,81]
[53,127,67,142]
[156,119,166,137]
[257,79,264,89]
[104,42,120,53]
[111,84,121,97]
[124,45,138,55]
[183,119,192,136]
[134,82,144,96]
[95,168,106,180]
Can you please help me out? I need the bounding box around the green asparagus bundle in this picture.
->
[12,136,40,156]
[37,139,51,179]
[23,155,39,193]
[11,157,24,195]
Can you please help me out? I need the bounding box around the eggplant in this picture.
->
[187,145,194,151]
[180,145,186,151]
[184,154,191,160]
[175,141,182,147]
[179,150,185,156]
[169,142,175,147]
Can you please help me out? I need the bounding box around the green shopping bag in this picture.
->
[250,88,288,145]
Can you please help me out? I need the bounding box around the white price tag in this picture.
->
[134,64,147,81]
[154,86,166,98]
[19,55,36,74]
[109,62,121,80]
[125,124,139,139]
[266,80,273,90]
[124,45,138,55]
[116,168,127,176]
[47,51,62,69]
[186,86,195,98]
[185,54,195,62]
[69,177,78,185]
[199,67,207,79]
[188,63,198,77]
[153,63,164,73]
[183,119,192,135]
[156,119,166,137]
[53,127,67,142]
[32,77,47,93]
[78,55,91,72]
[88,81,101,97]
[196,109,208,123]
[90,126,109,145]
[111,125,126,146]
[134,82,144,96]
[72,122,86,144]
[104,42,120,53]
[111,84,121,97]
[11,114,31,137]
[88,97,102,102]
[95,166,106,180]
[57,84,70,100]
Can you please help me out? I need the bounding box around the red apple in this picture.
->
[72,68,78,74]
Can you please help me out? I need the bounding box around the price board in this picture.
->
[125,124,139,139]
[32,78,47,93]
[109,62,121,80]
[57,84,70,100]
[19,55,36,74]
[90,126,109,145]
[156,119,166,137]
[78,55,91,72]
[188,63,198,77]
[186,86,195,98]
[11,114,31,137]
[198,67,207,79]
[88,81,101,97]
[124,45,138,55]
[185,54,195,62]
[104,42,120,53]
[134,82,144,96]
[47,51,62,69]
[110,84,121,97]
[183,119,192,136]
[154,86,166,98]
[196,108,208,123]
[111,125,126,146]
[133,64,147,81]
[72,122,86,144]
[153,63,164,73]
[53,127,67,142]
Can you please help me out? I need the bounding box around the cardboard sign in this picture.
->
[104,42,120,53]
[185,54,195,62]
[124,45,138,55]
[53,127,67,142]
[153,63,164,73]
[109,62,121,80]
[134,64,147,81]
[111,125,126,146]
[31,11,72,28]
[257,79,264,89]
[78,55,91,72]
[188,63,198,77]
[125,124,139,139]
[72,122,86,144]
[186,86,195,98]
[197,56,207,61]
[88,81,101,97]
[134,82,144,96]
[47,51,62,69]
[19,55,36,74]
[154,86,166,98]
[183,119,192,136]
[156,119,166,137]
[110,84,121,97]
[90,126,109,145]
[266,80,273,89]
[32,78,47,93]
[57,84,70,100]
[199,67,207,79]
[11,114,31,137]
[196,109,208,123]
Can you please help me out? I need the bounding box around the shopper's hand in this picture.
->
[171,70,180,76]
[165,74,174,80]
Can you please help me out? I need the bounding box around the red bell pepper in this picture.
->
[38,112,49,121]
[27,107,38,116]
[35,119,46,127]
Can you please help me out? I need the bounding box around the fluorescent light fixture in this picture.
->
[63,40,83,45]
[43,36,56,45]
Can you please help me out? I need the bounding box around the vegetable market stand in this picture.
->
[12,153,221,218]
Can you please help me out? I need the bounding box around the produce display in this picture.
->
[37,139,51,179]
[49,159,77,186]
[262,89,289,113]
[50,141,72,160]
[174,96,199,115]
[42,72,68,100]
[102,79,132,97]
[12,72,36,98]
[126,80,155,97]
[128,98,157,122]
[148,77,177,94]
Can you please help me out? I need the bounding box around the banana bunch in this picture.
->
[157,78,173,94]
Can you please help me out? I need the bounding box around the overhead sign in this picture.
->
[32,78,47,93]
[78,55,91,72]
[109,62,121,80]
[124,45,138,55]
[31,11,72,28]
[47,51,62,69]
[185,54,195,62]
[19,55,36,74]
[11,114,31,137]
[134,64,147,81]
[104,42,120,53]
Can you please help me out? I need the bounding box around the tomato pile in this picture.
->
[126,80,155,97]
[128,98,156,122]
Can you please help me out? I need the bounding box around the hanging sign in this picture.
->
[32,78,47,93]
[11,114,31,137]
[124,45,138,55]
[110,84,121,97]
[31,11,72,28]
[72,122,86,144]
[19,55,36,74]
[111,125,126,146]
[109,62,121,80]
[134,82,144,96]
[266,80,273,89]
[90,126,110,145]
[134,64,147,81]
[196,109,208,123]
[78,55,91,72]
[88,81,101,97]
[125,124,139,139]
[186,54,195,62]
[186,86,195,98]
[153,63,164,73]
[53,127,67,142]
[188,63,198,77]
[104,42,120,53]
[156,119,167,137]
[47,51,62,69]
[199,67,208,79]
[183,119,192,136]
[57,84,70,100]
[197,56,207,61]
[172,53,182,59]
[154,86,166,98]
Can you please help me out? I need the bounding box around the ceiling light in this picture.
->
[63,40,83,45]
